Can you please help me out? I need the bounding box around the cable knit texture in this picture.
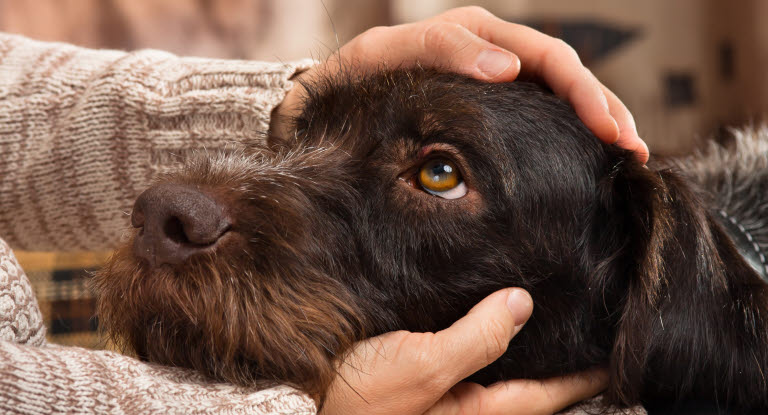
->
[0,341,315,414]
[0,33,644,414]
[0,238,45,347]
[0,238,643,415]
[1,236,318,415]
[0,32,317,415]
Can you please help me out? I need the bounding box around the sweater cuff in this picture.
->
[0,32,317,250]
[111,53,318,173]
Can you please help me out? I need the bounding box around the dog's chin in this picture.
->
[90,240,365,399]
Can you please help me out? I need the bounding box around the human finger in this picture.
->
[425,368,607,415]
[338,22,521,82]
[437,8,621,146]
[600,84,649,163]
[430,288,533,387]
[483,368,609,414]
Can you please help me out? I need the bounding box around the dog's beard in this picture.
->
[91,239,365,399]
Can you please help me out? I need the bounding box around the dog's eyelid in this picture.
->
[423,180,468,200]
[417,143,462,160]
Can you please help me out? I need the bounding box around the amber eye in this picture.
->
[417,159,467,199]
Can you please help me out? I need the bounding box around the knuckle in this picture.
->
[384,329,412,346]
[362,25,389,39]
[422,22,464,52]
[459,5,493,18]
[441,5,492,20]
[350,25,389,53]
[481,318,510,364]
[406,333,455,391]
[552,38,581,63]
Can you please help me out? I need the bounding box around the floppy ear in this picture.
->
[592,151,742,406]
[590,155,676,405]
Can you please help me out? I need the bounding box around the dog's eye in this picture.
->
[418,159,467,199]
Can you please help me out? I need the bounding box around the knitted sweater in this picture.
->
[0,32,316,414]
[0,33,643,414]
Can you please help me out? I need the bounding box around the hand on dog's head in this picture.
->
[93,67,768,411]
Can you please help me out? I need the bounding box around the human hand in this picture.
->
[271,6,648,163]
[320,288,608,415]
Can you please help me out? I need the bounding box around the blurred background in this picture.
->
[2,0,767,348]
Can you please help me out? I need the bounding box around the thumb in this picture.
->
[338,22,521,82]
[412,22,521,81]
[433,288,533,385]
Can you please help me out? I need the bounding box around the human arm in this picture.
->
[0,341,315,415]
[0,7,645,252]
[0,234,639,415]
[0,32,312,251]
[0,236,316,414]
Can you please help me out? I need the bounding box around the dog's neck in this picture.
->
[715,208,768,281]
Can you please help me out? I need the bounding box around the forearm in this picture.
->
[0,341,315,414]
[0,33,313,251]
[0,237,45,347]
[1,235,315,414]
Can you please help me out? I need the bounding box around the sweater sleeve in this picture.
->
[0,341,316,415]
[0,32,314,252]
[0,237,45,347]
[0,235,317,414]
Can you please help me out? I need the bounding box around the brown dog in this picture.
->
[92,68,768,413]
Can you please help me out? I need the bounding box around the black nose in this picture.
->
[131,183,231,267]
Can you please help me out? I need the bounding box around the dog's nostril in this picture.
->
[163,216,190,245]
[131,206,145,229]
[131,183,231,267]
[161,215,230,246]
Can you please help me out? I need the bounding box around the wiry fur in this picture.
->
[93,68,768,412]
[93,149,367,398]
[666,128,768,259]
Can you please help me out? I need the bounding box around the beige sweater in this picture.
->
[0,32,316,414]
[0,33,643,414]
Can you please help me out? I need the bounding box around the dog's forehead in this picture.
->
[293,68,605,197]
[296,69,510,155]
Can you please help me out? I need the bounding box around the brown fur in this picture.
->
[93,68,768,412]
[93,150,367,398]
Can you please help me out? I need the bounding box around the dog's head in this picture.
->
[93,68,673,401]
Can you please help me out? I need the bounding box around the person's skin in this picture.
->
[321,289,608,415]
[271,6,649,163]
[269,6,636,414]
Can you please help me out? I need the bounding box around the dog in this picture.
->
[92,68,768,413]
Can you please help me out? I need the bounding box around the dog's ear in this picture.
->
[591,154,677,405]
[593,151,768,408]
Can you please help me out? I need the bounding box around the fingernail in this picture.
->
[506,289,533,331]
[477,49,514,78]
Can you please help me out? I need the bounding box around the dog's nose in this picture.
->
[131,183,231,267]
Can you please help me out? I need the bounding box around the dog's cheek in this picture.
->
[92,243,365,400]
